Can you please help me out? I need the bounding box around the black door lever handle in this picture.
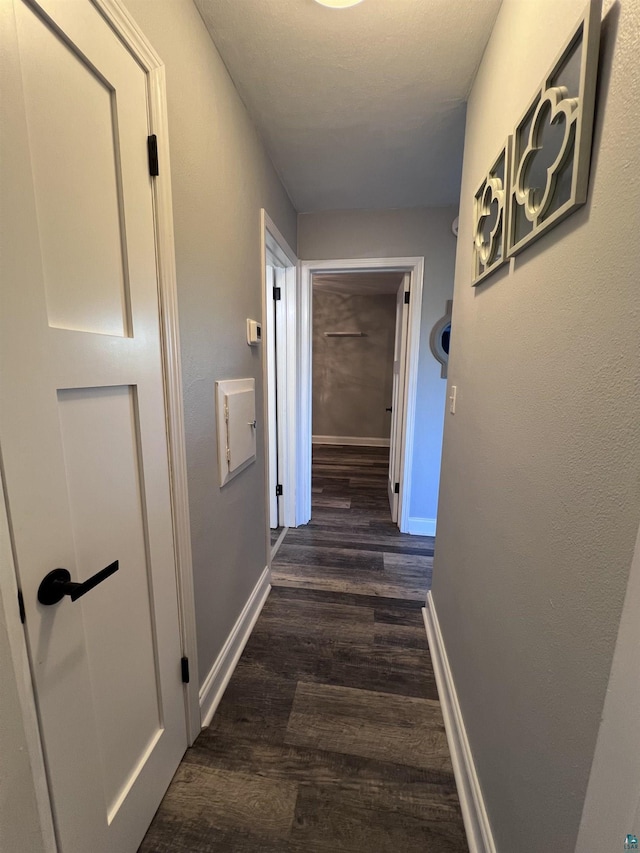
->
[386,407,393,412]
[38,560,119,606]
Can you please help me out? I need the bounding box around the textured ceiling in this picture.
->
[313,272,404,295]
[194,0,502,212]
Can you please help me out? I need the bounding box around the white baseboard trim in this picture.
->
[270,526,288,559]
[199,565,271,728]
[406,517,437,536]
[423,592,496,853]
[312,435,390,447]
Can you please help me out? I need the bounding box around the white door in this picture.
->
[0,1,187,851]
[274,267,288,529]
[266,262,287,530]
[266,264,280,528]
[388,274,411,522]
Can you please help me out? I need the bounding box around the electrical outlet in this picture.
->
[449,385,457,414]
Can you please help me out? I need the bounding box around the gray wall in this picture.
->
[432,1,640,851]
[122,0,297,686]
[299,207,456,525]
[313,290,396,440]
[576,519,640,852]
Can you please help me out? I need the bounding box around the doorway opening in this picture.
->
[298,257,425,532]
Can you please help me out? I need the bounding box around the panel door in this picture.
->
[388,274,410,523]
[266,263,287,529]
[274,266,287,529]
[266,265,279,528]
[0,1,187,850]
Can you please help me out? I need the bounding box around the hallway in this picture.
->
[139,445,467,852]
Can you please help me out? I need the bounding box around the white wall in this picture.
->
[122,0,297,687]
[298,207,456,526]
[432,0,640,850]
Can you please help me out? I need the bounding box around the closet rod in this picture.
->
[323,331,367,337]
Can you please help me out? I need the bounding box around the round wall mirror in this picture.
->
[430,300,452,378]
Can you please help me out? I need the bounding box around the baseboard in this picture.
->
[406,516,437,536]
[199,565,271,728]
[270,526,288,559]
[423,592,496,853]
[312,435,390,447]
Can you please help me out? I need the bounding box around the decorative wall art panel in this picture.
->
[472,140,511,285]
[506,0,602,257]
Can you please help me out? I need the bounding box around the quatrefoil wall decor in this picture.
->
[472,141,511,285]
[514,86,579,224]
[506,0,602,258]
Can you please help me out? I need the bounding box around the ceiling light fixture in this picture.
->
[313,0,364,8]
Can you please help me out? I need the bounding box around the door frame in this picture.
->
[299,257,425,532]
[261,210,299,544]
[0,0,199,845]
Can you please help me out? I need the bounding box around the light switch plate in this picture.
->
[449,385,457,414]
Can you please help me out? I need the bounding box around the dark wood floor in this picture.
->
[139,445,467,852]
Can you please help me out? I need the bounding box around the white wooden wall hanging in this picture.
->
[472,140,511,285]
[506,0,602,257]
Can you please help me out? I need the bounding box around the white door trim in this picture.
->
[0,479,57,853]
[261,210,299,539]
[0,2,199,846]
[94,0,200,747]
[299,257,425,532]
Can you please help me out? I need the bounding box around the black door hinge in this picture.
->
[394,482,400,494]
[181,656,190,684]
[147,134,159,177]
[275,484,283,496]
[404,291,410,304]
[273,286,281,301]
[17,589,25,624]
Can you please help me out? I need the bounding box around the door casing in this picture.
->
[298,257,425,532]
[0,0,199,846]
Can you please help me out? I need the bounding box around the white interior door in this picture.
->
[0,1,187,851]
[266,261,287,530]
[388,274,411,522]
[266,264,279,528]
[274,266,288,529]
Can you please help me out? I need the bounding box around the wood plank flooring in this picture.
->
[139,445,467,852]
